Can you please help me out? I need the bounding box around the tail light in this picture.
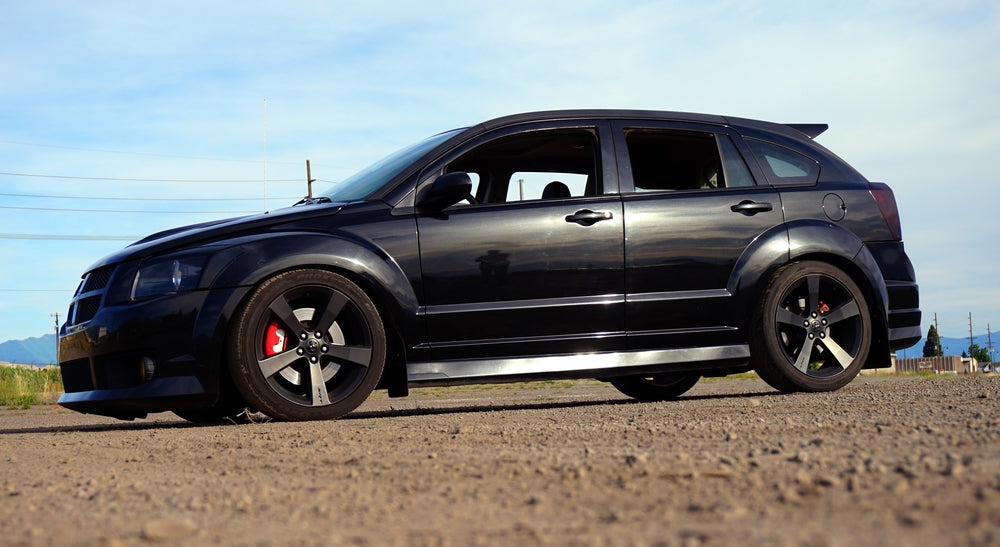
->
[869,182,902,241]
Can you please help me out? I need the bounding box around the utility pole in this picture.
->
[988,323,995,364]
[263,98,268,212]
[50,312,60,364]
[934,312,941,356]
[306,160,315,199]
[969,312,975,359]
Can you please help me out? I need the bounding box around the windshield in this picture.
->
[318,129,464,202]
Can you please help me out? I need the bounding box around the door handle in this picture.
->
[730,200,773,215]
[565,209,614,226]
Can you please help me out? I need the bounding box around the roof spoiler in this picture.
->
[786,123,828,139]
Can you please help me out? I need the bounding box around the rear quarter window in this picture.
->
[746,138,820,186]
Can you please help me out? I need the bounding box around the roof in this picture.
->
[475,109,826,141]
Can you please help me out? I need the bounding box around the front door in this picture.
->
[416,123,625,361]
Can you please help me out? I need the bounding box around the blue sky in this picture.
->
[1,1,998,351]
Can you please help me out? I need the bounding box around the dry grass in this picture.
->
[0,363,62,408]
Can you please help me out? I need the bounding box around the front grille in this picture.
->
[67,265,117,327]
[80,266,114,294]
[74,296,102,324]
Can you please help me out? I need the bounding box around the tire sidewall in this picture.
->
[227,269,386,421]
[752,261,871,393]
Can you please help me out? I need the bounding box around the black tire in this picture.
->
[227,269,386,421]
[750,261,871,393]
[610,373,700,401]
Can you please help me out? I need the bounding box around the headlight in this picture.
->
[131,256,206,300]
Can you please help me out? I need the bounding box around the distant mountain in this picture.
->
[0,334,57,366]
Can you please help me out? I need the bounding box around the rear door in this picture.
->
[613,121,784,350]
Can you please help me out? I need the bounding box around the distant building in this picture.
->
[894,355,976,374]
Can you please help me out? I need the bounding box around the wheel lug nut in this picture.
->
[314,332,323,338]
[803,320,810,327]
[808,333,815,339]
[310,356,318,363]
[820,333,826,339]
[297,348,304,355]
[821,319,827,325]
[811,312,818,318]
[321,345,329,352]
[299,333,307,340]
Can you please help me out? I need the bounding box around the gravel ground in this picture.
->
[1,374,999,546]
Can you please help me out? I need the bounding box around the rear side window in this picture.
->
[718,136,755,188]
[624,130,758,191]
[625,130,722,191]
[746,139,820,186]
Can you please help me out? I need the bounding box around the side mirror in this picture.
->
[416,172,473,212]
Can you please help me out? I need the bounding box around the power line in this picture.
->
[0,138,303,165]
[0,289,72,293]
[0,191,299,202]
[0,233,138,241]
[0,205,260,214]
[0,171,300,183]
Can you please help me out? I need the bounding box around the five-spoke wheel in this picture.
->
[227,269,385,421]
[751,261,871,393]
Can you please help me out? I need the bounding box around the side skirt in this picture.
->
[406,344,750,386]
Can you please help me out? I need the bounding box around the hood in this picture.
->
[87,203,345,271]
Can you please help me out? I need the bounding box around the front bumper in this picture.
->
[57,377,211,420]
[57,285,250,419]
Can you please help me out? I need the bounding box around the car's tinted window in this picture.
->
[319,129,462,202]
[746,138,820,186]
[625,130,728,191]
[446,129,599,204]
[718,135,755,188]
[506,172,588,201]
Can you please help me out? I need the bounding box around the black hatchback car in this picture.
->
[58,110,920,422]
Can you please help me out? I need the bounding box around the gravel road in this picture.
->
[2,374,998,546]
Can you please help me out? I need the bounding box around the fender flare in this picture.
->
[726,220,890,366]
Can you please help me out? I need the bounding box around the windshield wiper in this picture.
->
[293,196,333,206]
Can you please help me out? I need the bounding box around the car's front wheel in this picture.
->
[750,261,871,393]
[610,373,700,401]
[227,269,386,421]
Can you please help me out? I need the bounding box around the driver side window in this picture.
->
[446,128,600,205]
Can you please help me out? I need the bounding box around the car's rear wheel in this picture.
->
[610,373,700,401]
[751,261,871,393]
[227,269,385,421]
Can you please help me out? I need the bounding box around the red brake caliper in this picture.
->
[264,322,288,357]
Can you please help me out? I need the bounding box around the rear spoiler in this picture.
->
[786,123,828,139]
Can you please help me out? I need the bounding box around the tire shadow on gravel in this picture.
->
[344,389,779,421]
[0,419,198,435]
[0,390,780,433]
